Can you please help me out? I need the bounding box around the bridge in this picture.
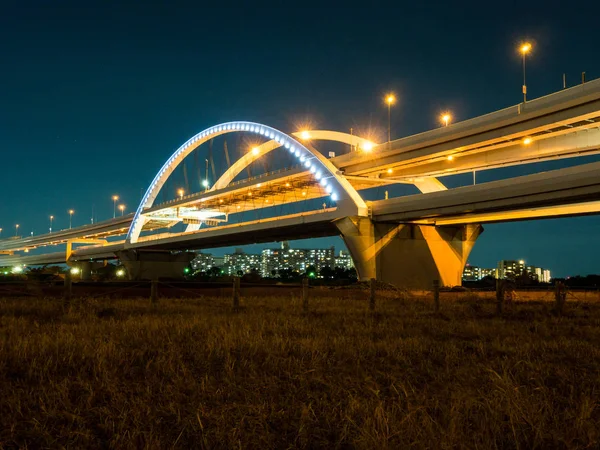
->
[2,78,600,288]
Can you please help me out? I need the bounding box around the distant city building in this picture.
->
[527,265,552,283]
[335,250,354,270]
[497,260,526,280]
[462,264,481,281]
[223,248,261,275]
[261,242,336,277]
[191,252,215,271]
[464,260,551,282]
[193,243,358,278]
[213,256,225,267]
[496,260,551,282]
[261,247,284,276]
[480,268,497,279]
[462,264,497,281]
[307,247,335,271]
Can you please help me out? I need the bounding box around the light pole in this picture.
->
[49,215,54,233]
[177,188,184,200]
[68,210,74,229]
[119,204,125,216]
[204,158,211,192]
[385,94,396,143]
[441,113,451,127]
[15,224,19,237]
[112,195,119,218]
[520,42,532,103]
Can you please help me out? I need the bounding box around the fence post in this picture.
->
[302,278,309,313]
[555,281,566,316]
[369,278,376,311]
[150,279,158,305]
[433,279,440,313]
[63,271,72,306]
[496,279,504,315]
[232,277,240,311]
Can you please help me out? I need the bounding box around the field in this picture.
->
[1,290,599,448]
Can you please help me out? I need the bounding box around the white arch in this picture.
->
[126,122,369,244]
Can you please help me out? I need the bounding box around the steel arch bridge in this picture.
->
[6,79,600,289]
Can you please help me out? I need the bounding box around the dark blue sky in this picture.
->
[1,1,599,277]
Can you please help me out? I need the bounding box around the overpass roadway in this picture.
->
[371,160,600,224]
[334,78,600,180]
[1,161,599,271]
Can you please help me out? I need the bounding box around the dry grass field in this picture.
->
[0,291,599,449]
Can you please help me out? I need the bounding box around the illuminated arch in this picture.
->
[126,122,369,244]
[212,130,374,190]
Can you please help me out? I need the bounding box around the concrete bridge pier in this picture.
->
[116,250,196,280]
[335,217,482,290]
[68,260,105,281]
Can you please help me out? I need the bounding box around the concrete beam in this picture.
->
[387,126,600,180]
[371,161,600,223]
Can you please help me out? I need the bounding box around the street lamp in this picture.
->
[119,204,125,216]
[385,94,396,143]
[49,215,54,233]
[520,42,532,103]
[441,113,451,127]
[201,180,209,190]
[15,224,19,237]
[177,188,184,199]
[0,228,2,238]
[112,195,119,218]
[299,131,311,140]
[68,210,74,229]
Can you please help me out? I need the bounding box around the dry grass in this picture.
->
[0,293,599,449]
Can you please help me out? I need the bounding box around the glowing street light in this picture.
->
[201,179,209,190]
[49,215,54,233]
[112,195,119,218]
[251,147,260,155]
[299,130,311,140]
[447,155,454,161]
[119,204,125,216]
[520,42,532,103]
[68,210,74,229]
[441,113,451,127]
[0,228,2,238]
[523,137,533,145]
[385,94,396,143]
[116,269,125,277]
[15,224,19,236]
[70,267,80,275]
[361,141,374,152]
[178,188,184,199]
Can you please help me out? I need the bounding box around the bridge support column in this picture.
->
[116,250,196,281]
[335,217,482,290]
[79,261,93,281]
[67,261,105,281]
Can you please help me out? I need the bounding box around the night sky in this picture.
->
[2,1,599,277]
